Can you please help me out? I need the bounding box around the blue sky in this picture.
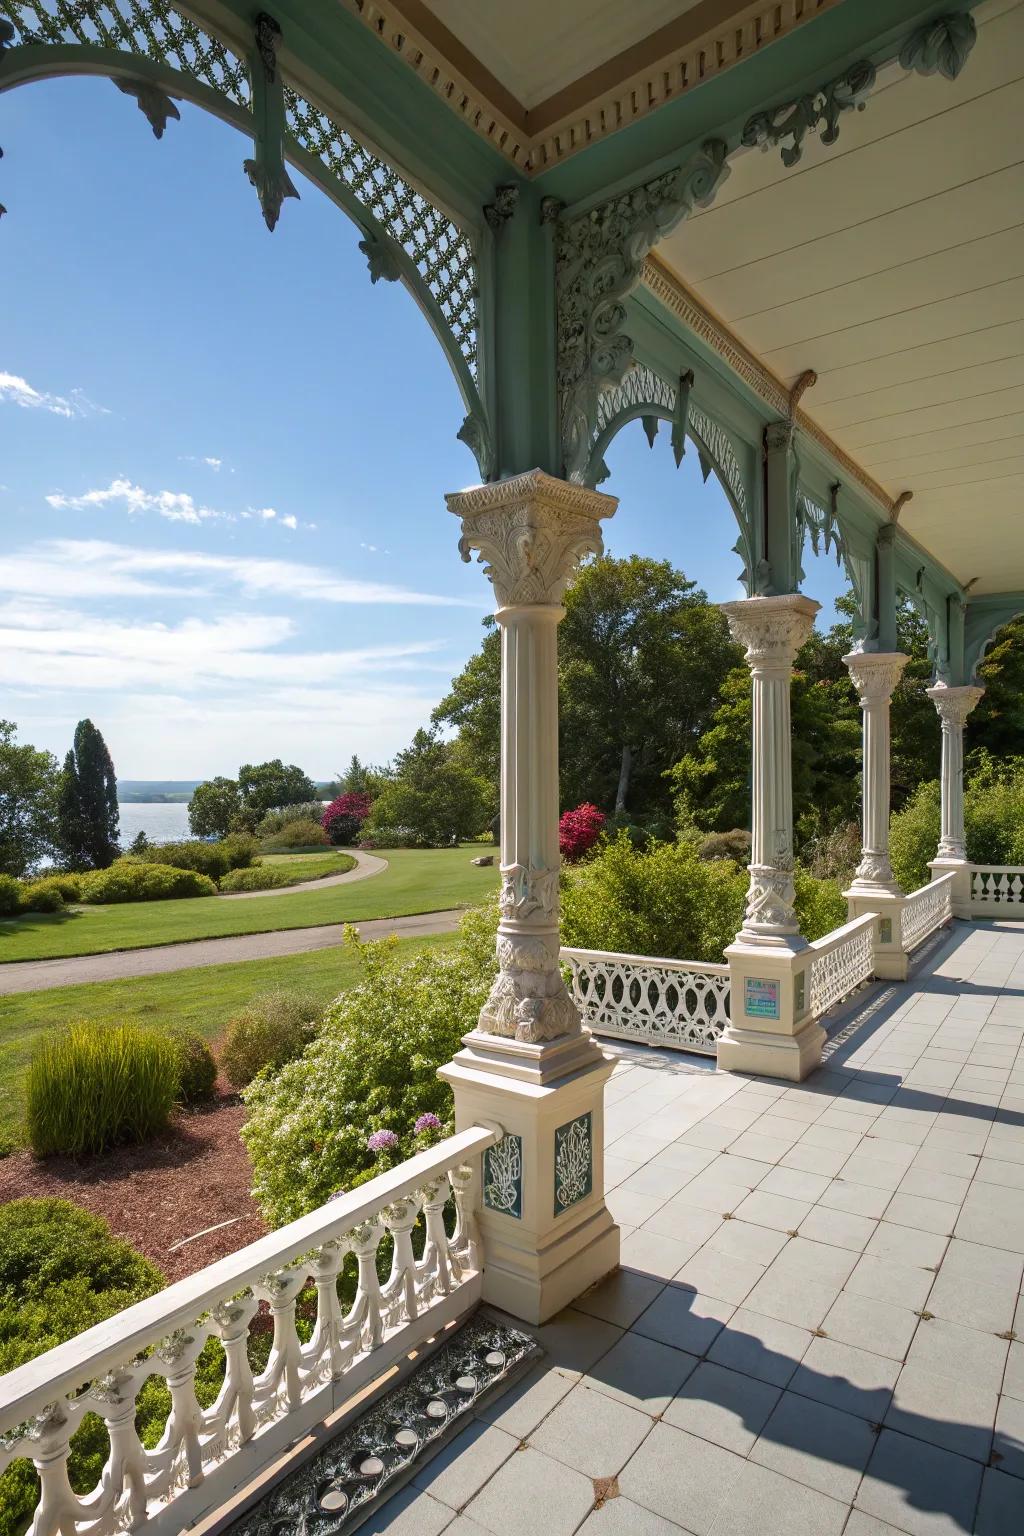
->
[1,77,848,780]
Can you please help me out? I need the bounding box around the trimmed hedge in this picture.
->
[77,861,216,903]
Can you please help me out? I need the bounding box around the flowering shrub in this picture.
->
[559,803,607,863]
[322,792,373,847]
[242,903,498,1224]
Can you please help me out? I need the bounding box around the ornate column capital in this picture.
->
[720,594,820,672]
[843,650,909,704]
[447,470,617,609]
[926,683,984,726]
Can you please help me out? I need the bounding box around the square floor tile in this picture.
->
[906,1315,1009,1393]
[938,1237,1024,1291]
[361,1488,453,1535]
[586,1330,698,1416]
[529,1382,651,1479]
[884,1360,997,1464]
[705,1219,790,1267]
[822,1290,919,1362]
[883,1192,960,1237]
[974,1467,1024,1536]
[632,1286,734,1357]
[845,1253,934,1310]
[475,1362,576,1438]
[750,1389,876,1501]
[534,1309,623,1374]
[706,1306,811,1388]
[617,1421,744,1535]
[577,1496,686,1536]
[413,1421,518,1511]
[707,1457,848,1535]
[663,1361,780,1455]
[855,1427,983,1536]
[864,1221,949,1270]
[732,1189,813,1233]
[788,1336,899,1421]
[463,1446,596,1536]
[674,1249,765,1307]
[743,1269,839,1332]
[768,1235,858,1288]
[798,1204,877,1252]
[576,1269,664,1330]
[621,1228,703,1281]
[819,1179,892,1219]
[993,1394,1024,1481]
[924,1269,1017,1335]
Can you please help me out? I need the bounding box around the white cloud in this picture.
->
[203,457,222,471]
[46,477,230,525]
[0,539,485,609]
[1,371,105,419]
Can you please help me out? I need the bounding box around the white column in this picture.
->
[439,470,621,1324]
[717,595,822,1082]
[844,651,908,896]
[720,594,820,946]
[927,684,984,862]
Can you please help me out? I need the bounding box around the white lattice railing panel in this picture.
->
[970,865,1024,916]
[0,1127,496,1536]
[901,873,955,952]
[807,914,876,1019]
[0,1,252,103]
[562,946,730,1055]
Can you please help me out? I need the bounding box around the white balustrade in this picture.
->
[970,865,1024,917]
[562,946,730,1055]
[0,1127,497,1536]
[807,914,877,1019]
[901,872,955,952]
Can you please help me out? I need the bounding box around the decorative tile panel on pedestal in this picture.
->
[483,1133,522,1219]
[553,1111,593,1215]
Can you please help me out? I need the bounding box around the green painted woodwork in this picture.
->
[964,595,1024,684]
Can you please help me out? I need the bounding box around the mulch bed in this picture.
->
[0,1094,267,1284]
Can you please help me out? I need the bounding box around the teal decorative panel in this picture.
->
[483,1134,522,1220]
[554,1112,593,1216]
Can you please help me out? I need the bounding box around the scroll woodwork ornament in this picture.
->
[359,235,401,284]
[555,140,729,480]
[741,60,876,166]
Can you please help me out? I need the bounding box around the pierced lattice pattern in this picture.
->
[691,404,746,514]
[0,0,250,104]
[809,926,874,1018]
[285,86,479,373]
[901,878,953,951]
[563,947,730,1056]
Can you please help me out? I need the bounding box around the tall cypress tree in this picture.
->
[55,720,120,870]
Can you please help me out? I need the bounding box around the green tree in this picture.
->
[366,728,491,845]
[0,721,59,877]
[433,622,502,786]
[971,614,1024,762]
[338,753,391,798]
[237,759,317,819]
[188,776,241,838]
[54,719,119,870]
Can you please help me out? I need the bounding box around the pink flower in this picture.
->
[414,1113,442,1134]
[366,1129,400,1153]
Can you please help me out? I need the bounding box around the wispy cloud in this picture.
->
[46,477,230,525]
[180,454,225,472]
[1,371,106,419]
[0,539,484,609]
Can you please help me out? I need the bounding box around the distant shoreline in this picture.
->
[118,793,193,804]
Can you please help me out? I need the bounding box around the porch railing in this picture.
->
[562,945,730,1056]
[969,864,1024,918]
[902,871,955,952]
[807,913,877,1019]
[0,1126,498,1536]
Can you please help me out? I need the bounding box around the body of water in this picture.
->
[118,801,192,845]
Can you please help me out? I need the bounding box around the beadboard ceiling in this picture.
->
[655,0,1024,596]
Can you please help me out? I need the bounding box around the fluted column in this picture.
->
[720,594,821,946]
[439,470,620,1324]
[844,651,909,895]
[927,683,983,861]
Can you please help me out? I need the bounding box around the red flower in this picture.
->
[559,803,607,863]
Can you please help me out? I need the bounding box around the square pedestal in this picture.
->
[720,938,822,1082]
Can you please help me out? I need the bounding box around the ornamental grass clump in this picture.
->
[27,1023,179,1156]
[243,904,498,1225]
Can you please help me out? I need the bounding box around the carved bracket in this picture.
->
[113,77,181,138]
[899,12,977,80]
[741,60,876,167]
[359,234,401,284]
[244,11,298,230]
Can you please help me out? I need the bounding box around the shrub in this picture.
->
[219,831,260,869]
[0,874,22,916]
[220,990,322,1089]
[561,832,746,963]
[261,817,330,850]
[27,1023,179,1156]
[559,803,607,863]
[698,829,752,864]
[219,864,296,893]
[22,872,82,903]
[133,839,231,879]
[23,884,64,914]
[793,868,848,941]
[0,1200,165,1533]
[801,821,861,884]
[77,861,216,903]
[255,802,329,837]
[243,906,498,1223]
[322,791,373,846]
[168,1030,218,1105]
[358,825,426,849]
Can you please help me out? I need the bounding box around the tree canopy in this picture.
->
[0,720,59,877]
[365,728,492,846]
[54,719,119,871]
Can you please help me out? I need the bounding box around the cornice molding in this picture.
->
[641,255,900,520]
[336,0,841,174]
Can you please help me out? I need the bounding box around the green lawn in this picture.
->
[257,850,357,876]
[0,933,454,1141]
[0,847,498,964]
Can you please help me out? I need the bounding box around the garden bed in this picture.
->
[0,1093,266,1283]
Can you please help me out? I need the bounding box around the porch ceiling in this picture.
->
[654,0,1024,597]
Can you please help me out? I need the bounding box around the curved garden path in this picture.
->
[0,908,463,994]
[217,848,387,900]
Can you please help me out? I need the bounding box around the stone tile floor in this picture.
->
[369,922,1024,1535]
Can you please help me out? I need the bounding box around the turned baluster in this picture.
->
[348,1221,385,1352]
[309,1240,346,1380]
[90,1364,148,1529]
[418,1179,454,1298]
[448,1163,481,1273]
[155,1330,207,1490]
[27,1403,79,1536]
[253,1270,307,1414]
[383,1198,420,1323]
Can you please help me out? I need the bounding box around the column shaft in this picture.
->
[927,684,983,860]
[844,652,908,895]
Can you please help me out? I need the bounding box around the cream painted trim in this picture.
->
[642,255,901,518]
[336,0,841,172]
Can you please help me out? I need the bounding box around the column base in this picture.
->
[717,1018,825,1082]
[438,1028,620,1327]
